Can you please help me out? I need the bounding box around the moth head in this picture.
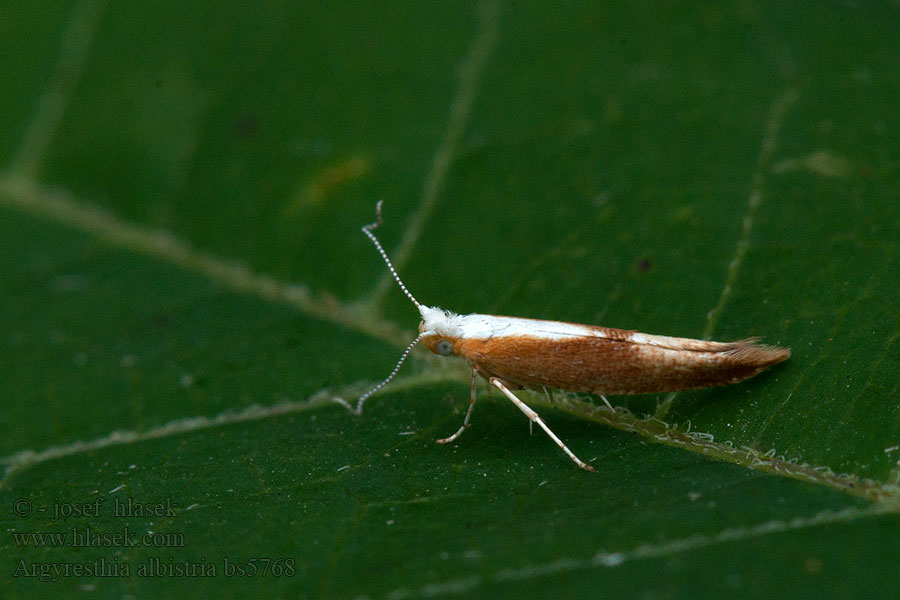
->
[421,334,458,357]
[418,306,462,357]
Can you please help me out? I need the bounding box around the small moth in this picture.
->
[343,202,790,472]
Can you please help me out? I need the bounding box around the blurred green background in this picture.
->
[2,1,899,598]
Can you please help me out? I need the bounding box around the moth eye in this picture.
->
[435,340,453,356]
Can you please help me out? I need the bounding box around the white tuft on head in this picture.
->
[418,305,463,337]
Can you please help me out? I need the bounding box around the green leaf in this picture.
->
[2,1,899,598]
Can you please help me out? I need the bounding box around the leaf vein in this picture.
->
[10,0,108,178]
[655,87,799,419]
[367,0,500,307]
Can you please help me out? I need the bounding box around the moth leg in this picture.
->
[489,377,595,472]
[599,394,615,413]
[436,370,478,444]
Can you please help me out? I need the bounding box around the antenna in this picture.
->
[337,332,426,415]
[362,200,422,309]
[335,202,425,414]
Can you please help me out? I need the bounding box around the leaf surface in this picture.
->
[2,2,899,598]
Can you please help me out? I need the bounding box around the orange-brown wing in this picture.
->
[457,333,789,395]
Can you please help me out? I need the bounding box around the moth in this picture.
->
[341,202,790,471]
